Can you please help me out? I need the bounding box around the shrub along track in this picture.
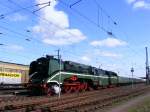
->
[0,84,149,112]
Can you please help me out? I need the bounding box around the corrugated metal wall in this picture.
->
[0,61,29,84]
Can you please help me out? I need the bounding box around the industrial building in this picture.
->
[0,61,29,84]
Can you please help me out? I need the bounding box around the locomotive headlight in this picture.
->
[29,79,32,82]
[38,62,42,64]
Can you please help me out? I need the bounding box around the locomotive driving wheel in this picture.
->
[46,87,53,96]
[63,83,79,93]
[63,84,72,93]
[78,82,89,92]
[63,82,89,93]
[63,76,90,93]
[81,82,88,91]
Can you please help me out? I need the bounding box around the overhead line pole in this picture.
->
[56,49,61,98]
[145,47,150,85]
[56,49,60,60]
[131,67,134,88]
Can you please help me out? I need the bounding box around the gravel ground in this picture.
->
[105,89,150,112]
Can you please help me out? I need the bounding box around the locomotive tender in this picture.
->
[27,55,142,95]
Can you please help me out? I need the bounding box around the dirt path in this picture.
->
[106,91,150,112]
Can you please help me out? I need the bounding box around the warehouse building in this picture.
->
[0,61,29,84]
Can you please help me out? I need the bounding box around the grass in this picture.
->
[128,97,150,112]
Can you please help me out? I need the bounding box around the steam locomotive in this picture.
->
[27,55,143,95]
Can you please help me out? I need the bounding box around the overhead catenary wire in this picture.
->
[0,0,145,77]
[0,17,57,50]
[5,0,143,57]
[33,1,51,13]
[0,20,83,65]
[69,0,117,26]
[31,1,148,77]
[6,0,88,43]
[0,2,57,48]
[0,24,60,57]
[1,1,139,62]
[0,0,141,50]
[92,0,117,36]
[0,44,4,46]
[0,1,54,19]
[0,3,35,19]
[4,0,145,58]
[93,0,117,26]
[96,0,145,58]
[70,0,83,8]
[2,0,91,57]
[0,24,40,44]
[0,11,81,64]
[91,0,145,58]
[1,0,114,42]
[58,0,117,38]
[57,0,112,34]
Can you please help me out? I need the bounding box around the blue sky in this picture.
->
[0,0,150,77]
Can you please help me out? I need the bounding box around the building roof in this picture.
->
[0,61,29,70]
[0,61,29,67]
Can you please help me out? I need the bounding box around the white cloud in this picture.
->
[126,0,137,4]
[90,38,127,47]
[82,49,122,59]
[126,0,150,10]
[133,1,150,9]
[9,13,27,22]
[95,50,122,58]
[41,29,86,45]
[100,52,121,58]
[81,56,91,62]
[5,44,24,51]
[33,0,86,46]
[103,64,118,70]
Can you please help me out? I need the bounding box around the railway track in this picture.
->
[66,87,147,112]
[0,84,27,95]
[0,84,149,112]
[53,85,149,112]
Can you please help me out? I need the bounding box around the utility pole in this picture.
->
[131,67,134,88]
[56,49,61,98]
[56,49,60,60]
[145,47,150,85]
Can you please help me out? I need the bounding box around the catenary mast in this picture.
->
[145,47,150,84]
